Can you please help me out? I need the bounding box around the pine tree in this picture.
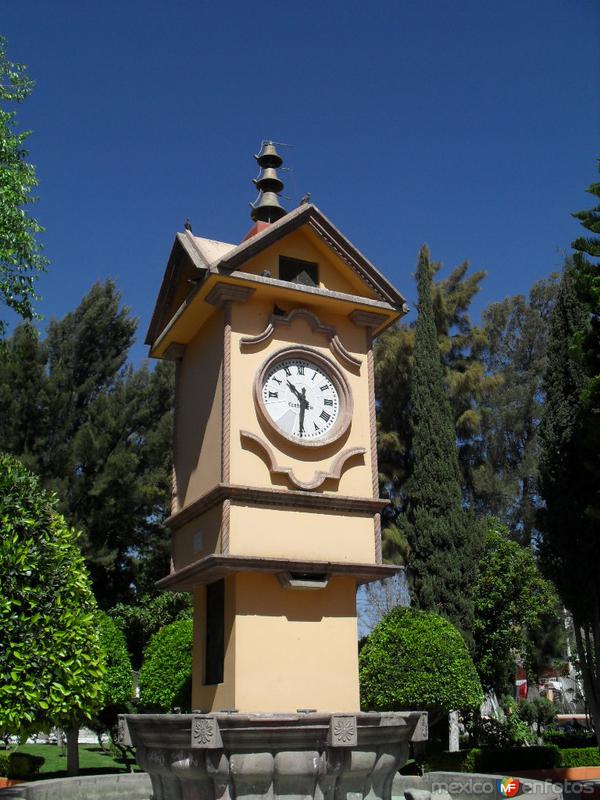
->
[472,276,559,543]
[0,323,48,464]
[0,282,174,607]
[571,163,600,524]
[538,257,600,747]
[401,246,483,635]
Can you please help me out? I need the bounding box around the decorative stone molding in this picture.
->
[328,715,357,747]
[241,308,362,372]
[205,283,255,308]
[162,342,186,361]
[222,301,232,483]
[240,430,365,491]
[191,715,223,749]
[126,711,425,800]
[348,309,388,329]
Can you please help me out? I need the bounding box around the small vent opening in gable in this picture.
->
[279,256,319,287]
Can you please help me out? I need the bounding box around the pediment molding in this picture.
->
[240,430,365,491]
[240,308,361,372]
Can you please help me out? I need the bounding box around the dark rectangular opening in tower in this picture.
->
[205,579,224,685]
[279,256,319,287]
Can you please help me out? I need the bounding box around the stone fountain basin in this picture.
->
[122,711,427,800]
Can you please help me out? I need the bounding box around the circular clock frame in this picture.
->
[253,345,353,448]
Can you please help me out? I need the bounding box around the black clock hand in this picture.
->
[299,389,308,434]
[286,380,301,400]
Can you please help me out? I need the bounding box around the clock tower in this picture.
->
[146,143,408,714]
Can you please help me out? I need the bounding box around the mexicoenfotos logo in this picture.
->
[496,777,521,798]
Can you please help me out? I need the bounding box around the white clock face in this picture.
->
[261,356,340,442]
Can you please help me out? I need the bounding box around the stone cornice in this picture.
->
[164,483,389,530]
[156,553,401,591]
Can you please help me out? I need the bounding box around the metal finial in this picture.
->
[250,141,287,223]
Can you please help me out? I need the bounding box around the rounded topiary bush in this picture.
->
[138,618,193,712]
[97,612,133,708]
[0,453,104,735]
[359,606,483,712]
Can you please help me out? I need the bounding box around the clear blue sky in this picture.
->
[3,0,599,362]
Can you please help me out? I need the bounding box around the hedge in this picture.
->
[558,747,600,768]
[0,752,45,779]
[544,727,597,749]
[425,745,562,773]
[138,618,193,712]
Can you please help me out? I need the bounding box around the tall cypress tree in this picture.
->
[402,246,483,635]
[539,164,600,745]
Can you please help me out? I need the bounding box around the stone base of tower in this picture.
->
[121,711,428,800]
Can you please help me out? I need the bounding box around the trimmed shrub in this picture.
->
[0,752,9,777]
[0,453,104,736]
[423,748,481,773]
[7,752,45,779]
[544,727,597,749]
[97,612,133,708]
[558,747,600,768]
[139,618,193,712]
[477,745,561,772]
[424,745,561,773]
[360,607,483,712]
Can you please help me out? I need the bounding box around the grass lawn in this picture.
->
[9,743,139,780]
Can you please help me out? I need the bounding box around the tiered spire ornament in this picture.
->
[250,141,287,223]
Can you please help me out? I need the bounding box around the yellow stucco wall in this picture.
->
[229,299,374,496]
[192,573,360,713]
[228,504,375,563]
[172,505,223,572]
[238,228,378,300]
[175,310,224,510]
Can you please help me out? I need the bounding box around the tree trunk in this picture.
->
[66,727,79,776]
[448,711,460,752]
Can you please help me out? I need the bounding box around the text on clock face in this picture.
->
[261,358,340,441]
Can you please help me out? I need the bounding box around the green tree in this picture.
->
[400,246,483,634]
[571,163,600,525]
[375,258,487,503]
[472,277,559,544]
[0,37,47,337]
[472,520,559,693]
[0,283,175,606]
[538,258,600,747]
[110,592,192,670]
[0,323,48,465]
[0,453,104,746]
[89,613,135,769]
[138,618,193,713]
[359,606,483,713]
